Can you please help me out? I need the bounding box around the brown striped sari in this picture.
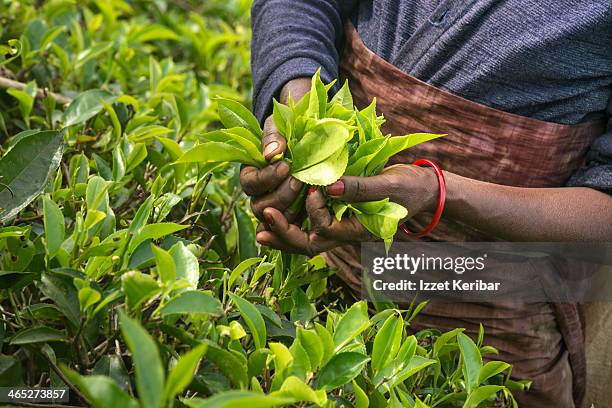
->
[324,22,606,407]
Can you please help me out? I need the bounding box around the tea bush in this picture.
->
[0,1,529,407]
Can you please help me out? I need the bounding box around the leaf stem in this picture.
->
[38,348,89,405]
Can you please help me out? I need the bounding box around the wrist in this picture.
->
[421,167,439,213]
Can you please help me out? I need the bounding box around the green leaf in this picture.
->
[288,338,311,379]
[126,143,148,172]
[128,126,172,144]
[291,120,350,172]
[160,291,223,317]
[478,361,510,384]
[228,293,267,350]
[272,99,293,139]
[112,144,126,181]
[157,136,184,160]
[121,271,160,311]
[314,322,335,366]
[396,335,418,364]
[152,244,176,283]
[119,311,164,408]
[330,80,353,110]
[316,352,370,391]
[352,380,369,408]
[433,328,464,357]
[132,24,179,42]
[168,241,199,289]
[0,130,63,223]
[296,328,323,370]
[274,376,327,406]
[248,348,270,378]
[333,301,370,352]
[463,385,504,408]
[345,137,388,176]
[290,288,316,324]
[86,176,111,212]
[458,332,483,394]
[63,371,138,408]
[371,314,403,372]
[0,354,22,387]
[236,206,258,261]
[203,340,249,388]
[91,355,130,391]
[39,272,80,327]
[128,195,155,234]
[202,129,264,166]
[10,326,66,345]
[0,39,22,66]
[354,201,408,249]
[228,257,262,289]
[163,344,208,403]
[78,287,101,312]
[129,222,188,253]
[177,142,261,167]
[380,355,436,389]
[292,145,348,186]
[184,391,294,408]
[7,81,36,126]
[42,196,65,258]
[63,89,117,126]
[306,68,327,119]
[0,271,35,289]
[217,98,263,137]
[364,133,445,176]
[269,342,293,374]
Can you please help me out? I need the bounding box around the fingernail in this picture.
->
[263,142,279,160]
[256,232,268,245]
[263,209,274,226]
[308,186,317,195]
[327,180,345,197]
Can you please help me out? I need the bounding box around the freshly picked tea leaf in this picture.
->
[177,69,444,245]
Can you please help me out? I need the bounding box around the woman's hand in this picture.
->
[254,155,612,256]
[239,78,311,225]
[255,165,438,255]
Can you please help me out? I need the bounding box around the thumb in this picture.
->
[326,173,395,202]
[262,115,287,161]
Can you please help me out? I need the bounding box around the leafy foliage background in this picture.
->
[0,1,527,407]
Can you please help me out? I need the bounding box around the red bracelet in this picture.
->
[400,159,446,238]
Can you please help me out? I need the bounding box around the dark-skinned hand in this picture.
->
[255,165,438,255]
[239,78,311,227]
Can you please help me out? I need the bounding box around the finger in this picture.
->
[262,207,313,254]
[306,188,373,242]
[256,230,301,253]
[262,116,287,161]
[323,216,374,242]
[250,176,303,220]
[256,206,301,234]
[326,173,395,202]
[240,161,290,196]
[305,187,334,232]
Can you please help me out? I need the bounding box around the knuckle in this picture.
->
[388,175,402,192]
[278,184,297,207]
[355,179,368,199]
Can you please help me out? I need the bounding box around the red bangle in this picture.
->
[400,159,446,238]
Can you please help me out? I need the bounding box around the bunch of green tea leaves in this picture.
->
[178,69,444,247]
